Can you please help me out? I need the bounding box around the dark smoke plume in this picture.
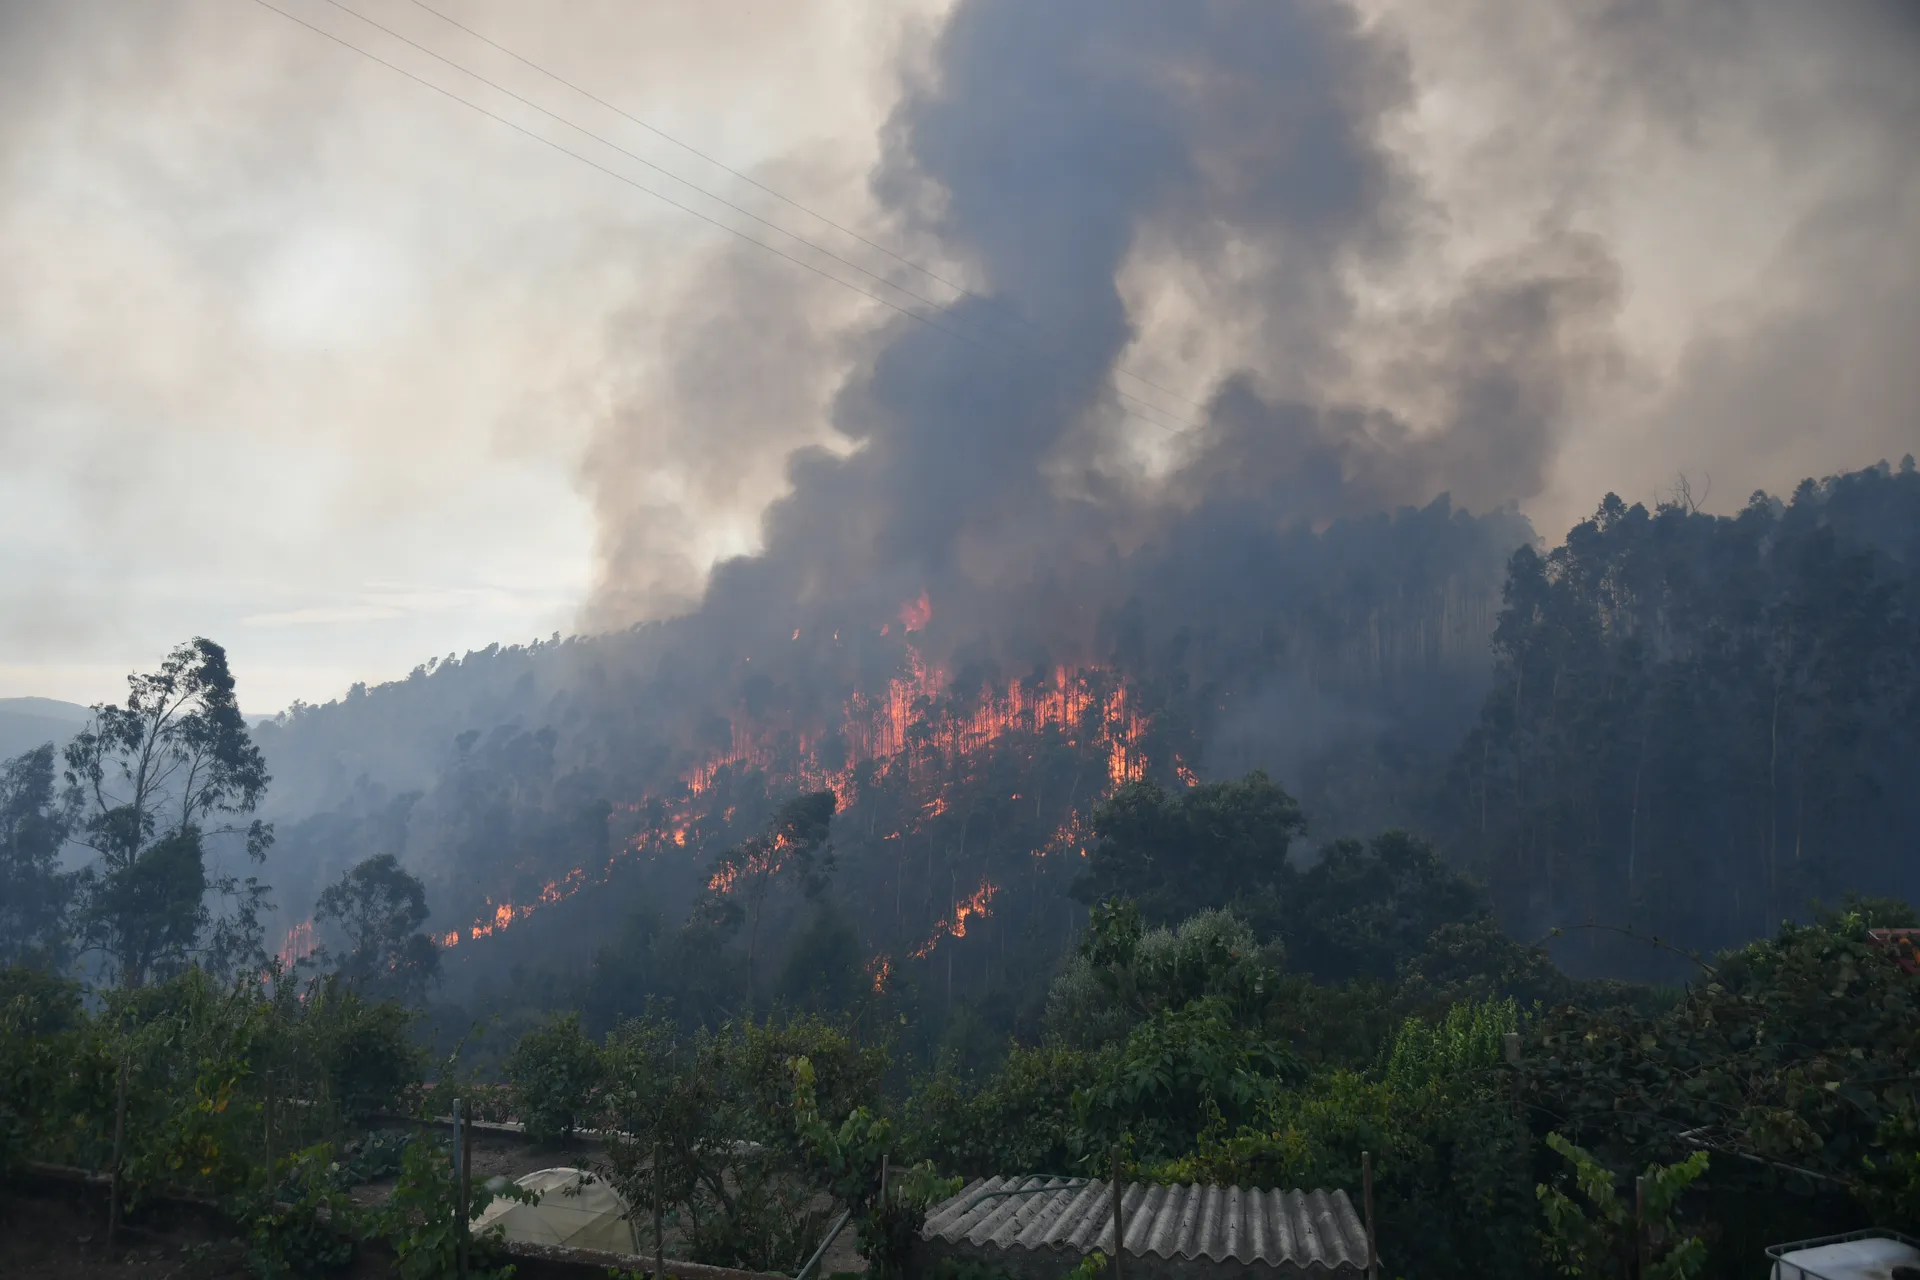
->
[585,0,1625,657]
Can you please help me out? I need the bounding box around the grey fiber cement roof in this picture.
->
[918,1176,1374,1279]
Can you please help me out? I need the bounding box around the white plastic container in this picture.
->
[1770,1232,1920,1280]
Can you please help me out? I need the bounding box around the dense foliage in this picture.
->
[5,464,1918,1277]
[1443,460,1920,954]
[314,853,442,1004]
[11,895,1920,1279]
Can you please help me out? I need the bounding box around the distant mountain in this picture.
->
[0,696,92,765]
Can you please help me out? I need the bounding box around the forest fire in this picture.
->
[434,595,1158,956]
[706,842,785,896]
[276,919,317,969]
[911,880,997,959]
[1032,811,1092,860]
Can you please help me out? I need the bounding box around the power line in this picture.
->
[245,0,1201,437]
[404,0,1216,419]
[407,2,978,307]
[313,0,1198,434]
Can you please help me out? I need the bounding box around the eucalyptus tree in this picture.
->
[64,638,273,986]
[0,744,75,965]
[699,790,838,1006]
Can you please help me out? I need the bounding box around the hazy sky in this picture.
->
[2,0,1914,713]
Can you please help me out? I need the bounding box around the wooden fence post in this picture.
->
[1362,1151,1377,1280]
[457,1098,473,1279]
[263,1069,274,1176]
[1635,1174,1648,1278]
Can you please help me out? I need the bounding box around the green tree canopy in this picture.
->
[1073,770,1304,925]
[1284,830,1487,982]
[63,639,273,986]
[313,853,441,1004]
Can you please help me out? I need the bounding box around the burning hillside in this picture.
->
[259,491,1533,1007]
[426,592,1163,968]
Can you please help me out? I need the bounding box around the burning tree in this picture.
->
[700,790,838,1005]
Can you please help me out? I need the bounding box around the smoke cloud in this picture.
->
[0,0,1912,709]
[582,0,1917,638]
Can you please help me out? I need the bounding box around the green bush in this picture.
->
[0,965,427,1205]
[1538,1133,1709,1280]
[598,1012,888,1274]
[506,1011,603,1143]
[791,1054,959,1280]
[1072,995,1303,1164]
[236,1143,361,1279]
[902,1043,1094,1176]
[1153,1000,1536,1280]
[371,1133,531,1280]
[304,978,423,1120]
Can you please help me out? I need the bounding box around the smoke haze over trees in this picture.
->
[0,2,1914,707]
[195,2,1920,1026]
[1,8,1918,1274]
[201,459,1915,1047]
[0,0,1914,1088]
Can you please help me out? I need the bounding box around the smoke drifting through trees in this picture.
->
[224,1,1916,1022]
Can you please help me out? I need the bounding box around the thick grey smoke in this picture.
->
[583,0,1918,635]
[594,0,1609,633]
[0,0,1912,710]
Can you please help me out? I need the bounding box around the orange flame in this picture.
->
[867,954,892,993]
[912,880,997,959]
[275,919,317,969]
[443,642,1154,951]
[1033,810,1092,861]
[898,591,932,632]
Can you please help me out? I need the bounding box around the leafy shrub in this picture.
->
[506,1011,603,1143]
[304,978,422,1120]
[598,1012,888,1273]
[902,1043,1093,1176]
[791,1054,959,1280]
[1383,996,1518,1091]
[1538,1132,1709,1280]
[1519,914,1920,1196]
[236,1143,361,1279]
[371,1133,532,1280]
[0,964,82,1031]
[1154,1001,1536,1280]
[1045,905,1277,1050]
[1072,995,1303,1163]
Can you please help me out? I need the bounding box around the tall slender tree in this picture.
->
[0,744,76,965]
[64,638,274,986]
[698,790,837,1005]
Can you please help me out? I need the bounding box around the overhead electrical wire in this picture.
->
[245,0,1206,438]
[404,0,1214,419]
[315,0,1200,435]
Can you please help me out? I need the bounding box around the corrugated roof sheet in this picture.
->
[922,1176,1371,1273]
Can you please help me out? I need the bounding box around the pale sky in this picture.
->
[2,0,1914,714]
